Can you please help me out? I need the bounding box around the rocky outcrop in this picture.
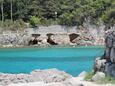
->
[72,35,95,46]
[7,72,115,86]
[0,31,31,46]
[0,26,105,47]
[92,72,105,82]
[94,30,115,77]
[0,69,72,86]
[50,34,70,45]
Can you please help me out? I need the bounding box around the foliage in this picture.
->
[85,72,115,84]
[97,75,115,84]
[85,71,94,81]
[0,19,26,30]
[29,16,40,27]
[0,0,114,26]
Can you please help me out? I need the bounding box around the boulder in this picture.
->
[92,72,105,82]
[94,58,106,73]
[105,64,115,77]
[42,39,48,44]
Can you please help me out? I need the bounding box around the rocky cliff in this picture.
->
[94,30,115,77]
[0,26,105,47]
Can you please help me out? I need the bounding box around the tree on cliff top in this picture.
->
[0,0,114,27]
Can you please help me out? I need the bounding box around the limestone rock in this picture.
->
[42,39,48,44]
[63,77,84,86]
[46,82,65,86]
[92,72,105,82]
[78,71,87,79]
[0,69,72,86]
[50,34,70,45]
[7,82,45,86]
[94,58,106,73]
[31,69,72,83]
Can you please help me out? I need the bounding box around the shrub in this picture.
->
[85,71,115,84]
[0,19,26,31]
[29,16,41,27]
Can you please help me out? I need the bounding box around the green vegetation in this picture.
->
[85,72,115,84]
[85,71,94,81]
[0,19,26,30]
[29,16,41,27]
[97,75,115,84]
[0,0,114,28]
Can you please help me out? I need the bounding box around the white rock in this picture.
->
[92,72,105,82]
[46,82,65,86]
[63,77,83,86]
[78,71,87,79]
[42,39,47,44]
[7,82,45,86]
[50,34,70,45]
[30,69,72,83]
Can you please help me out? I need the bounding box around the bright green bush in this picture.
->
[29,16,41,27]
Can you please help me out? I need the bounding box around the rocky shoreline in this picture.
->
[0,69,72,86]
[0,69,114,86]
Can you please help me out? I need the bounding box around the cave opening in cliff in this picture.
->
[69,33,79,43]
[28,34,41,45]
[47,33,58,45]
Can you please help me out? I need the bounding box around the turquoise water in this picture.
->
[0,46,104,76]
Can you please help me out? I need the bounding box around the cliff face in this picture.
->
[0,25,105,47]
[94,30,115,77]
[105,31,115,62]
[105,31,115,77]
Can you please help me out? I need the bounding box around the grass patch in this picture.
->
[97,75,115,84]
[85,71,94,81]
[85,72,115,84]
